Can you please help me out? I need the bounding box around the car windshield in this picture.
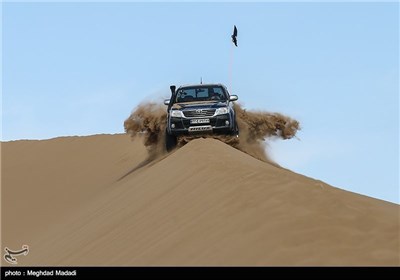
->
[175,86,227,103]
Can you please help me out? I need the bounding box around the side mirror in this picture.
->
[164,99,170,106]
[229,95,238,102]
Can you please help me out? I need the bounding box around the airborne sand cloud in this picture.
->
[124,102,300,162]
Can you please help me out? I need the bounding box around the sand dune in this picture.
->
[1,134,399,266]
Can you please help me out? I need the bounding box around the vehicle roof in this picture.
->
[178,83,227,89]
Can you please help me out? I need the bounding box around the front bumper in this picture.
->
[168,114,232,136]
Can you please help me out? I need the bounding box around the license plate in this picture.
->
[190,118,210,124]
[188,125,212,132]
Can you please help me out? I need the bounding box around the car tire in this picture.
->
[230,121,239,136]
[165,130,177,152]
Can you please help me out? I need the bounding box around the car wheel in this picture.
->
[165,130,177,152]
[231,121,239,137]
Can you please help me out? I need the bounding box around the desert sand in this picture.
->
[1,134,399,266]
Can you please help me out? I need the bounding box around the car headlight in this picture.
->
[170,110,183,117]
[215,107,229,115]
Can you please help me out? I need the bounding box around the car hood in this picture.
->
[172,101,228,110]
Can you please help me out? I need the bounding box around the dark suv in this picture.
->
[164,83,239,150]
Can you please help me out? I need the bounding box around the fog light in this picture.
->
[171,123,175,128]
[225,120,230,126]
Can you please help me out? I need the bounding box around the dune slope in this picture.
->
[1,134,399,266]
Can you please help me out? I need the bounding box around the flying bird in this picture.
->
[231,25,238,47]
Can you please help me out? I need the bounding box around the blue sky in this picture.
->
[2,2,399,203]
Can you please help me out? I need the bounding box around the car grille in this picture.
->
[183,109,216,118]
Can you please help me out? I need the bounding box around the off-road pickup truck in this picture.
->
[164,83,239,151]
